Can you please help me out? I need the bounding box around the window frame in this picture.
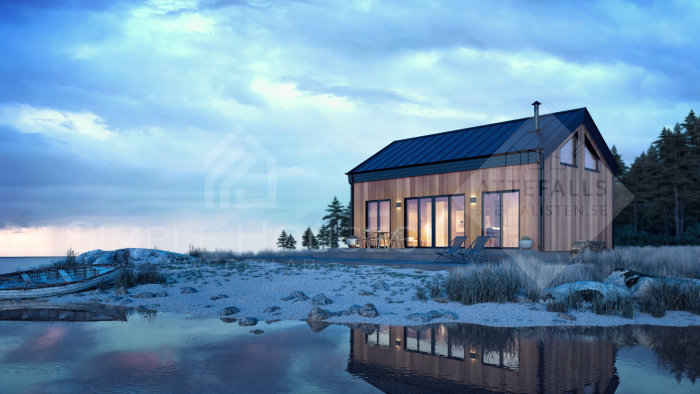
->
[584,137,600,172]
[560,135,577,167]
[365,199,391,235]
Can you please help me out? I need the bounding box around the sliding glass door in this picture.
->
[405,194,465,248]
[482,190,519,248]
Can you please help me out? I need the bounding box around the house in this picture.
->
[346,102,617,252]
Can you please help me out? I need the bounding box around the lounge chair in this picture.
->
[434,236,468,262]
[457,235,490,263]
[386,229,405,249]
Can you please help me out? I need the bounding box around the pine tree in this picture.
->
[285,233,297,250]
[302,227,319,250]
[317,224,330,248]
[610,145,629,177]
[340,202,352,241]
[654,124,692,241]
[277,230,288,249]
[322,197,344,248]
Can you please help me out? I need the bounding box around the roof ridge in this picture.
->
[391,107,587,144]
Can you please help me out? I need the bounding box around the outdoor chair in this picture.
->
[386,229,405,249]
[433,236,468,262]
[457,235,490,263]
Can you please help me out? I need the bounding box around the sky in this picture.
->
[1,0,699,256]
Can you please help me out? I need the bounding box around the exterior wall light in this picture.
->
[396,201,401,208]
[469,196,477,204]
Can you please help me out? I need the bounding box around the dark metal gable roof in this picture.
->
[347,107,617,177]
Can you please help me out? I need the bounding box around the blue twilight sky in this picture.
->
[1,0,699,256]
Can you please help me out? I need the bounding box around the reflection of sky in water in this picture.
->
[615,346,697,394]
[0,314,377,393]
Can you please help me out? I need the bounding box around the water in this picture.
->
[0,257,61,274]
[0,311,697,393]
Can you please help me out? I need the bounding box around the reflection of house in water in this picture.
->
[348,324,619,393]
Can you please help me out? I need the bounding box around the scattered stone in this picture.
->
[282,290,306,301]
[557,313,576,321]
[384,297,393,303]
[359,303,379,318]
[180,287,198,294]
[433,297,449,303]
[427,310,442,319]
[155,291,169,297]
[222,306,241,315]
[220,317,237,323]
[441,311,459,320]
[133,292,156,298]
[543,281,628,303]
[358,290,375,296]
[238,317,258,326]
[264,306,281,313]
[251,329,264,335]
[115,287,129,295]
[210,294,229,301]
[311,293,333,306]
[372,281,390,291]
[406,313,432,322]
[307,307,332,322]
[292,296,310,303]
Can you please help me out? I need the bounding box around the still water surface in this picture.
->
[0,309,697,393]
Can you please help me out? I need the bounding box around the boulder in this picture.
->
[358,303,379,318]
[210,294,229,301]
[372,281,390,291]
[222,306,241,316]
[114,287,129,295]
[238,317,258,327]
[543,281,629,303]
[180,287,198,294]
[133,292,156,298]
[337,304,362,316]
[155,291,169,297]
[441,311,459,320]
[427,310,442,319]
[251,329,264,335]
[311,293,333,306]
[406,313,432,323]
[557,312,576,321]
[264,306,281,313]
[292,296,310,303]
[604,269,700,299]
[307,307,332,322]
[282,291,306,301]
[358,290,375,296]
[114,249,130,266]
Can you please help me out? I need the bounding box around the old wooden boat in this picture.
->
[0,301,128,322]
[0,264,123,300]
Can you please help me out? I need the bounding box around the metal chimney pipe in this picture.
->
[532,101,541,131]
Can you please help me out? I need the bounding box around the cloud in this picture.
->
[0,104,116,140]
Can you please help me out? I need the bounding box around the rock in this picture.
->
[104,295,122,303]
[358,303,379,318]
[89,297,101,303]
[543,281,629,303]
[337,304,362,316]
[282,290,306,301]
[427,310,442,319]
[114,287,129,295]
[557,313,576,321]
[406,313,432,322]
[220,317,237,323]
[372,281,390,291]
[136,305,155,314]
[306,320,331,333]
[210,294,229,301]
[433,297,449,303]
[238,317,258,327]
[222,306,241,315]
[441,311,459,320]
[251,329,264,334]
[311,293,333,306]
[133,292,156,298]
[155,291,168,297]
[114,248,131,266]
[307,307,332,322]
[180,287,198,294]
[604,269,700,299]
[264,306,281,313]
[292,296,310,303]
[358,290,375,296]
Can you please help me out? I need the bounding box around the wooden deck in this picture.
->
[265,248,573,271]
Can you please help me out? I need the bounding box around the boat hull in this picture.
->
[0,266,123,300]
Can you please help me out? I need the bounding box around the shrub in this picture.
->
[545,291,583,313]
[591,294,635,318]
[114,264,165,288]
[639,281,700,317]
[446,263,520,305]
[428,277,441,298]
[414,286,428,301]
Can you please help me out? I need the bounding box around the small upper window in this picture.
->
[584,139,599,171]
[560,136,576,166]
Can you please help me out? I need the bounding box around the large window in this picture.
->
[560,135,577,166]
[482,191,519,248]
[405,194,465,248]
[584,138,599,171]
[366,200,391,246]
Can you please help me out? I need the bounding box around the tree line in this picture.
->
[276,196,352,250]
[613,109,700,245]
